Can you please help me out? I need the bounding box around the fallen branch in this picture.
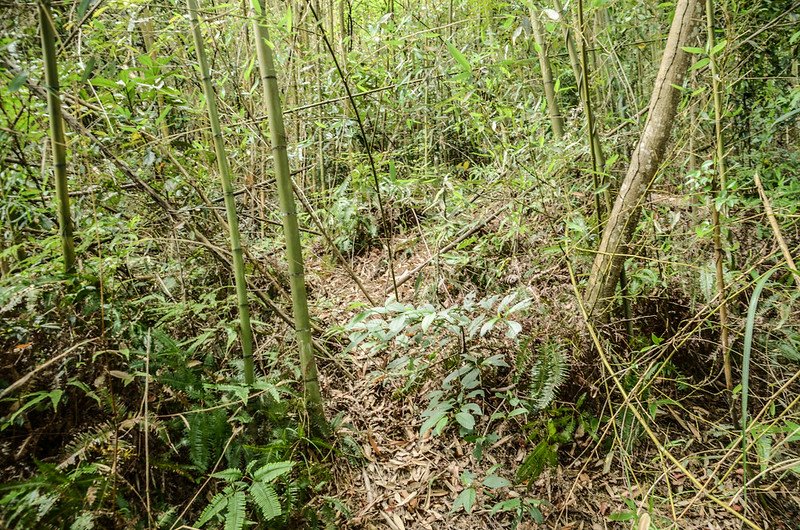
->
[754,172,800,289]
[0,338,98,400]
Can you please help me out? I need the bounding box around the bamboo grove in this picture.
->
[1,0,799,528]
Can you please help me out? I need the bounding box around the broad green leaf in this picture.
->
[681,46,705,54]
[480,317,498,337]
[506,320,522,339]
[482,475,512,489]
[490,498,521,514]
[48,389,63,409]
[452,487,476,514]
[455,410,475,430]
[420,404,449,436]
[421,312,436,331]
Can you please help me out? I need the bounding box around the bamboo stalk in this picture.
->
[250,0,326,429]
[39,0,76,274]
[186,0,256,385]
[529,8,564,138]
[705,0,732,393]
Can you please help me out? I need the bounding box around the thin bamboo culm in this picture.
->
[705,0,731,394]
[186,0,256,384]
[250,0,326,429]
[39,0,76,274]
[529,8,564,138]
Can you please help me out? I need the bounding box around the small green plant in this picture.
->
[489,496,545,528]
[0,462,110,529]
[194,460,295,529]
[451,466,517,515]
[345,292,554,439]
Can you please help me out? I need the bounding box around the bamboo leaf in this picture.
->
[77,0,92,18]
[742,268,776,492]
[8,73,27,92]
[446,42,471,75]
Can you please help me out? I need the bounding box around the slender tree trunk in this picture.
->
[584,0,699,317]
[250,0,326,430]
[39,0,76,274]
[187,0,256,384]
[529,9,564,139]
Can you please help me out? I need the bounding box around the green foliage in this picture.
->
[518,339,569,411]
[0,462,108,529]
[194,460,295,530]
[188,409,232,472]
[344,291,564,439]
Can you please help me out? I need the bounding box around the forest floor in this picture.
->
[296,210,790,530]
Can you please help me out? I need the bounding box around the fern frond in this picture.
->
[249,483,280,521]
[252,461,294,483]
[528,341,568,410]
[69,511,94,530]
[224,491,246,530]
[58,422,117,469]
[516,440,558,483]
[195,491,226,527]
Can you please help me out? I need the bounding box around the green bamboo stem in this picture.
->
[577,0,607,226]
[186,0,256,385]
[250,0,326,428]
[529,8,564,139]
[39,0,76,274]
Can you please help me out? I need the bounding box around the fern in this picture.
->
[252,461,294,483]
[249,483,281,521]
[59,421,117,469]
[195,491,227,527]
[69,511,94,530]
[188,409,230,472]
[224,491,246,530]
[516,440,558,483]
[527,341,568,410]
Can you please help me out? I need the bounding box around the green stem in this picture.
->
[250,0,327,429]
[39,0,76,274]
[187,0,256,385]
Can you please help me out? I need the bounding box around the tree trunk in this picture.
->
[584,0,699,317]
